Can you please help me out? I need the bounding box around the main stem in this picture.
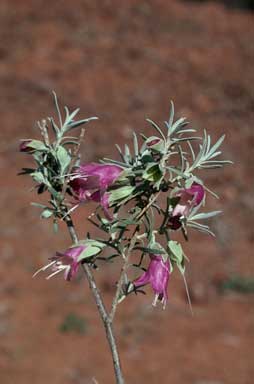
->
[65,216,125,384]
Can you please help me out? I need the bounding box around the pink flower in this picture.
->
[69,163,123,219]
[168,182,205,229]
[33,245,87,281]
[134,254,171,309]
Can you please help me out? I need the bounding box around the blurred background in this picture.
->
[0,1,253,383]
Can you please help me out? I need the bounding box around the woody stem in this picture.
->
[64,215,125,384]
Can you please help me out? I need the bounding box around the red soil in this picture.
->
[0,1,253,383]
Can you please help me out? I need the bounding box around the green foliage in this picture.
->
[20,95,232,308]
[168,240,185,273]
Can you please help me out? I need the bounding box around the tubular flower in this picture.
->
[33,245,87,281]
[168,182,205,230]
[69,163,123,219]
[133,254,171,309]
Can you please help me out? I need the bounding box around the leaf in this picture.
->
[207,134,225,157]
[134,246,166,255]
[53,91,63,128]
[168,240,183,265]
[31,172,47,185]
[24,140,48,151]
[133,132,139,157]
[49,117,60,137]
[41,209,53,219]
[190,211,222,221]
[187,220,215,237]
[77,240,105,261]
[102,158,129,168]
[18,167,35,176]
[141,150,154,164]
[66,117,98,131]
[142,163,163,182]
[55,145,71,174]
[79,246,101,259]
[64,107,80,127]
[146,118,166,141]
[166,166,187,179]
[108,186,135,204]
[166,101,174,133]
[31,202,48,209]
[170,117,187,135]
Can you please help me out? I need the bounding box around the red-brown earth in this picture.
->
[0,1,253,383]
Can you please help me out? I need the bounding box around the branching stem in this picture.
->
[109,231,139,323]
[64,215,125,384]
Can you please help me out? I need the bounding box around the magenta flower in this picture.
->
[134,254,171,309]
[33,245,87,281]
[69,163,123,219]
[168,182,205,229]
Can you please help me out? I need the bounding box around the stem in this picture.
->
[136,191,161,220]
[64,215,125,384]
[109,231,138,323]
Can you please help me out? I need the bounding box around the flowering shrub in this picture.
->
[19,93,231,383]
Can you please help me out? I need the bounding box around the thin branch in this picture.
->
[61,127,85,197]
[109,230,139,323]
[64,214,125,384]
[136,192,161,221]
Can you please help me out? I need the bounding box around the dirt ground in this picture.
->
[0,1,253,383]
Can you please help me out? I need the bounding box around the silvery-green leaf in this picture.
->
[41,209,53,219]
[165,101,174,134]
[52,91,63,127]
[55,145,71,174]
[76,240,106,261]
[78,246,101,260]
[190,211,221,221]
[109,186,135,204]
[168,240,183,265]
[102,158,129,168]
[66,117,98,131]
[133,132,139,157]
[170,117,187,135]
[31,202,48,209]
[49,117,60,137]
[166,166,187,178]
[32,172,47,184]
[26,140,48,151]
[187,220,215,236]
[146,118,166,141]
[64,107,80,127]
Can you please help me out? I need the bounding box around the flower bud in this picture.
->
[146,136,165,152]
[19,140,33,152]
